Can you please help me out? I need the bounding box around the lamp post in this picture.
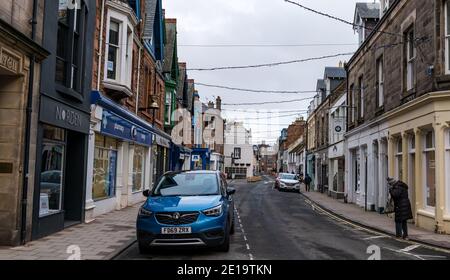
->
[139,97,160,127]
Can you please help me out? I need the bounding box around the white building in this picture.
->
[224,122,255,179]
[328,93,346,199]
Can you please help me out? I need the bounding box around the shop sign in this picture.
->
[40,96,90,133]
[154,134,171,148]
[192,155,200,162]
[0,48,20,74]
[101,109,152,146]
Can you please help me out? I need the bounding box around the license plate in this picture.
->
[161,227,192,234]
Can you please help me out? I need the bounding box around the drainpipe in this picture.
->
[135,43,142,114]
[96,0,106,91]
[21,0,38,245]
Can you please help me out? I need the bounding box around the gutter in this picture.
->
[20,0,38,245]
[96,0,106,91]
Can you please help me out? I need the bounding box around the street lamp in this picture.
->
[139,97,160,126]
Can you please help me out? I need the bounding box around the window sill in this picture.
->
[417,208,435,219]
[375,106,384,117]
[55,84,83,103]
[103,80,133,99]
[93,196,116,203]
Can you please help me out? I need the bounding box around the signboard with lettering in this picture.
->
[101,109,152,146]
[40,96,90,134]
[154,134,171,148]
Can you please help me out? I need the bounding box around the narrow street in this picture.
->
[115,176,450,260]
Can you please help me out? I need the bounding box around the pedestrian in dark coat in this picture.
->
[388,178,413,239]
[304,174,312,192]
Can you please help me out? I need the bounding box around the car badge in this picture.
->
[172,212,180,220]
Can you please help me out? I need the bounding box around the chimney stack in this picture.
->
[216,96,222,111]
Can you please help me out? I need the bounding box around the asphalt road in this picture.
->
[115,176,450,260]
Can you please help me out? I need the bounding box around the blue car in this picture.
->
[136,170,236,253]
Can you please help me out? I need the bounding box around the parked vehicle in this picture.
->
[136,171,236,253]
[275,173,301,193]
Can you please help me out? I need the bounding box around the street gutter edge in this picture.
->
[299,192,450,252]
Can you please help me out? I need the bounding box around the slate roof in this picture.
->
[143,0,158,39]
[187,80,195,112]
[324,67,346,80]
[355,2,380,20]
[177,63,187,104]
[316,79,326,91]
[163,21,177,74]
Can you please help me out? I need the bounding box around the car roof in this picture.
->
[163,170,221,176]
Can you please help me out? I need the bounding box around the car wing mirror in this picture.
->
[227,188,236,196]
[143,189,150,197]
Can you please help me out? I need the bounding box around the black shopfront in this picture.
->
[31,0,95,239]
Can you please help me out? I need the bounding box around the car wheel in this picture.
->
[218,226,230,252]
[230,218,235,235]
[138,242,151,255]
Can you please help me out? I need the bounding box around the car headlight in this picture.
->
[280,182,286,186]
[139,207,153,217]
[203,204,223,217]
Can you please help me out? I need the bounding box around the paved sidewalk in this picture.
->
[302,191,450,250]
[0,204,140,260]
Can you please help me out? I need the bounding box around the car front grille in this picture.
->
[155,212,200,225]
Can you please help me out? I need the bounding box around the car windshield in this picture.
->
[280,174,297,180]
[152,173,219,197]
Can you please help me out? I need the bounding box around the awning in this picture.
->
[91,91,172,142]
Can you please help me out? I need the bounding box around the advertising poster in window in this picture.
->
[108,150,117,197]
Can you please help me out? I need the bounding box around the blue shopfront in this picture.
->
[191,148,211,170]
[170,144,192,172]
[87,92,171,218]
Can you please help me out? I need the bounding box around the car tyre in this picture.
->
[138,242,151,255]
[230,218,235,235]
[218,226,230,252]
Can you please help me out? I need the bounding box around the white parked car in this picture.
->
[275,173,301,192]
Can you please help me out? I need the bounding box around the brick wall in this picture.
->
[92,0,166,130]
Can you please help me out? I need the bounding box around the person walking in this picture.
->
[387,178,413,240]
[304,174,312,192]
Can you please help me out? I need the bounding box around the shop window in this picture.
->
[446,130,450,214]
[93,134,118,201]
[423,130,436,208]
[56,0,87,93]
[395,138,403,180]
[353,149,360,192]
[39,125,66,217]
[132,145,146,192]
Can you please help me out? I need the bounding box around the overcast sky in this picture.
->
[164,0,362,144]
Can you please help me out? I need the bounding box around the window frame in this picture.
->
[445,129,450,215]
[358,76,364,119]
[446,1,450,74]
[55,0,87,96]
[104,10,134,87]
[423,130,436,210]
[376,56,384,108]
[131,145,147,193]
[405,27,416,91]
[93,135,118,201]
[395,138,403,180]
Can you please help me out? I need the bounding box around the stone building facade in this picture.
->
[0,0,48,246]
[345,0,450,233]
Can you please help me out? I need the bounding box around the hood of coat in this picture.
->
[394,181,408,189]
